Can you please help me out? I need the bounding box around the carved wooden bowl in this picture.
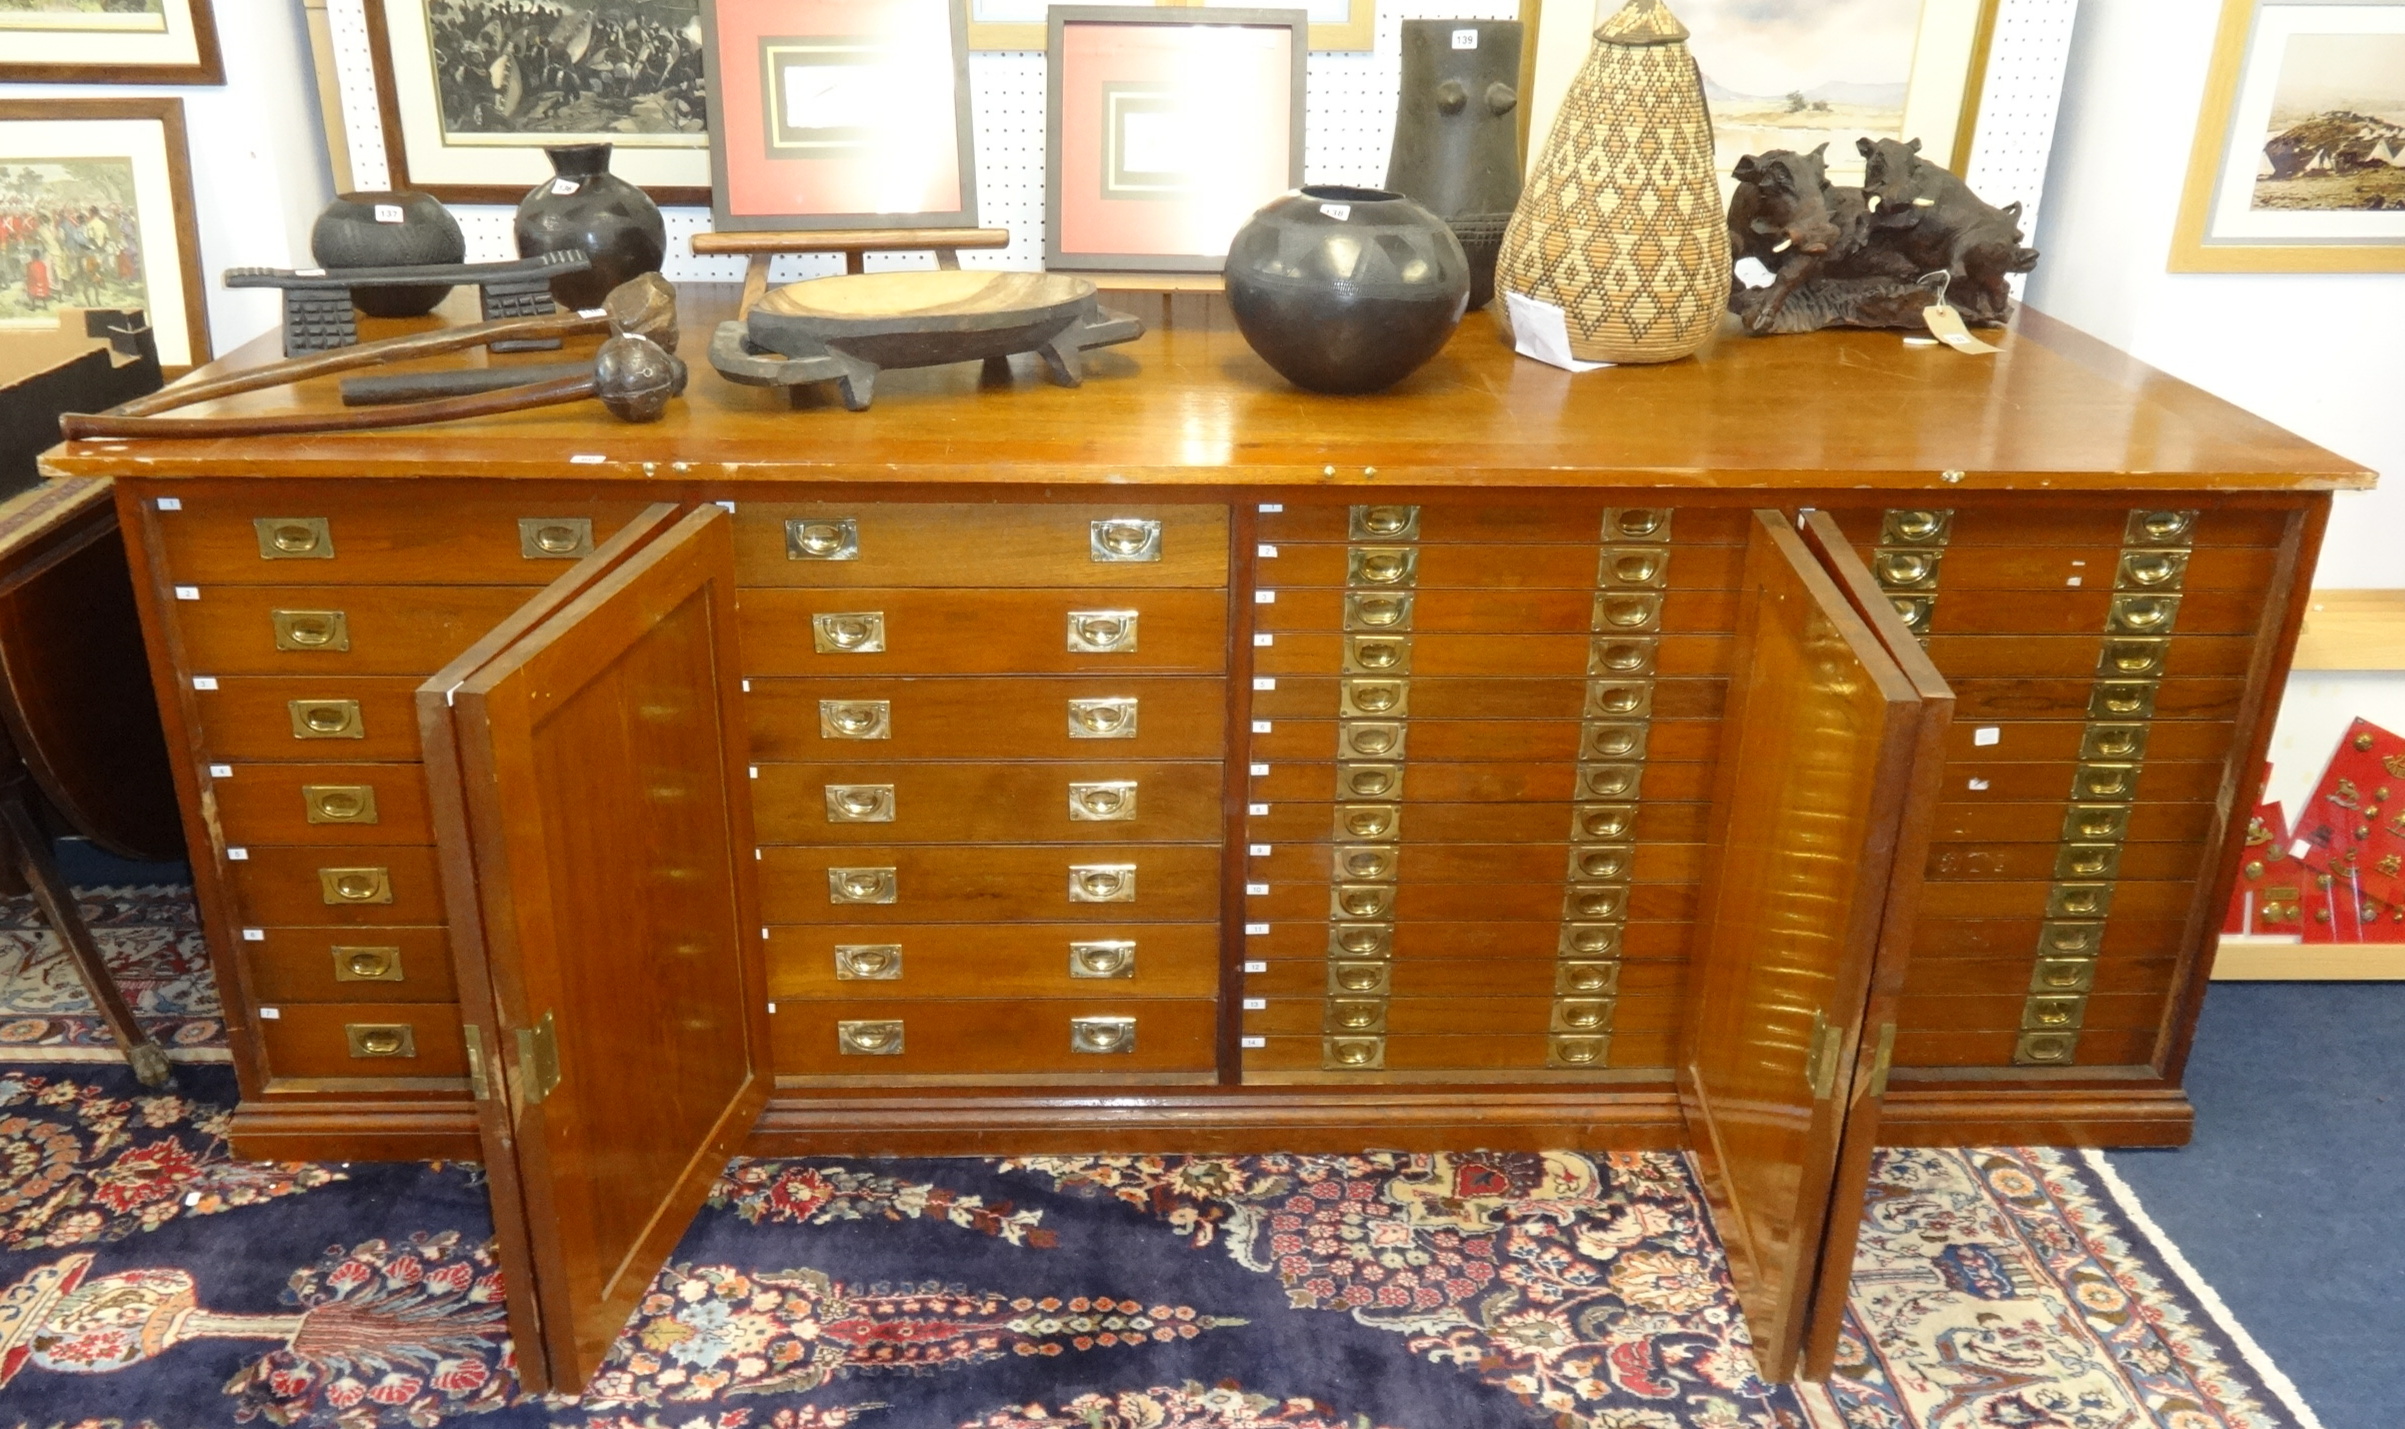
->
[745,270,1101,369]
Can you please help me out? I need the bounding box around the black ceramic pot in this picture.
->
[1223,186,1470,395]
[310,190,464,317]
[1385,20,1523,310]
[513,144,666,310]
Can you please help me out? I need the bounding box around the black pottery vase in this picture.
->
[1384,19,1523,310]
[513,144,666,310]
[1223,186,1470,395]
[310,190,464,317]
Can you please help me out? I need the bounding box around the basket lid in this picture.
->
[1594,0,1689,46]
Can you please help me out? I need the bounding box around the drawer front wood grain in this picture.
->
[734,503,1230,587]
[1255,589,1737,636]
[746,677,1226,760]
[772,998,1217,1080]
[1241,1032,1672,1076]
[191,677,424,762]
[1246,880,1698,923]
[739,589,1228,675]
[1251,676,1727,720]
[1248,841,1704,885]
[1258,543,1742,590]
[1245,799,1710,844]
[753,761,1223,844]
[1250,720,1722,765]
[1253,503,1751,545]
[1247,761,1714,806]
[769,923,1218,999]
[1240,918,1696,961]
[760,844,1222,923]
[1242,995,1674,1038]
[258,1001,468,1080]
[172,586,532,675]
[211,763,435,846]
[244,925,458,1003]
[155,491,656,585]
[226,845,447,925]
[1244,958,1686,999]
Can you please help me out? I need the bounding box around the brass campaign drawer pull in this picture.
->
[2118,549,2189,590]
[2081,724,2148,761]
[2099,638,2169,677]
[332,945,403,982]
[2056,843,2123,880]
[345,1022,415,1058]
[1557,961,1620,996]
[1343,635,1412,673]
[1337,844,1397,880]
[2032,956,2097,993]
[1349,504,1419,540]
[1571,846,1632,881]
[2106,593,2180,634]
[1069,863,1136,902]
[1327,999,1386,1033]
[2015,1030,2078,1065]
[2046,883,2114,920]
[1067,697,1139,739]
[1581,763,1644,800]
[835,943,903,979]
[1586,680,1653,718]
[1068,780,1138,821]
[1342,593,1413,630]
[303,784,379,824]
[255,516,332,559]
[1872,549,1942,589]
[1069,940,1136,978]
[2089,681,2159,720]
[1888,594,1934,634]
[272,609,349,652]
[1566,885,1627,920]
[2072,763,2140,801]
[1339,763,1400,798]
[1067,609,1139,653]
[1552,999,1614,1032]
[1592,593,1663,634]
[827,866,898,904]
[1342,721,1404,758]
[819,699,891,740]
[1881,509,1952,545]
[1575,804,1637,841]
[824,784,896,823]
[1602,547,1667,586]
[1329,960,1390,994]
[2064,804,2130,842]
[1560,923,1624,957]
[1331,884,1394,918]
[2125,509,2198,547]
[1329,922,1391,957]
[1547,1034,1607,1068]
[1603,507,1671,541]
[839,1019,904,1055]
[1348,547,1417,587]
[1090,517,1162,562]
[1584,722,1648,760]
[2039,921,2104,956]
[2023,994,2085,1030]
[1340,679,1407,716]
[1071,1016,1137,1054]
[319,867,392,904]
[519,517,594,559]
[1323,1035,1385,1069]
[812,611,887,653]
[288,699,364,740]
[1337,804,1398,839]
[788,517,860,560]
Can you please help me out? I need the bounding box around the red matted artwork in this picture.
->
[1046,7,1306,271]
[701,0,976,231]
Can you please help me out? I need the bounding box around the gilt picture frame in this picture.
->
[2171,0,2405,273]
[0,98,211,372]
[0,0,222,85]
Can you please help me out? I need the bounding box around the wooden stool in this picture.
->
[690,227,1013,317]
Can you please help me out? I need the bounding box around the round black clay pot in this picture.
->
[513,144,666,310]
[309,190,464,317]
[1223,186,1470,395]
[1385,20,1524,310]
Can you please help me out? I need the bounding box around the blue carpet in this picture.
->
[2108,982,2405,1429]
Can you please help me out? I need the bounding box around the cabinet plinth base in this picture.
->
[229,1095,483,1162]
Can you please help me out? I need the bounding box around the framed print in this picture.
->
[0,0,222,84]
[2172,0,2405,272]
[362,0,711,204]
[1047,7,1306,272]
[703,0,975,230]
[967,0,1367,53]
[0,99,210,372]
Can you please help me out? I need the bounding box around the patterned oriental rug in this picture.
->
[0,888,2322,1429]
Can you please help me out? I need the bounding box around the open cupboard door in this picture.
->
[420,505,771,1393]
[1679,511,1939,1384]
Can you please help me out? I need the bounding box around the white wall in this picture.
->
[9,0,335,362]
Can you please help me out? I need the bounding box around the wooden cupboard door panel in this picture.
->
[445,506,771,1394]
[1678,512,1934,1385]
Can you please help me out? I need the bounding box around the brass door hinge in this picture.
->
[463,1023,489,1101]
[1805,1010,1844,1101]
[515,1010,561,1105]
[1867,1021,1897,1098]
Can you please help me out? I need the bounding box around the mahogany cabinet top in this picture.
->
[43,286,2371,493]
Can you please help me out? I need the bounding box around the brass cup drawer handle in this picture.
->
[1069,781,1139,821]
[1071,1015,1137,1054]
[319,867,392,904]
[271,609,349,652]
[2065,804,2131,841]
[1343,635,1412,673]
[1330,960,1390,994]
[1888,594,1935,633]
[1067,610,1140,653]
[2100,638,2169,677]
[2117,550,2188,589]
[254,516,333,559]
[2015,1030,2079,1065]
[1881,508,1953,546]
[2038,920,2104,956]
[1548,1034,1608,1068]
[288,699,364,740]
[345,1022,415,1058]
[1336,844,1398,880]
[1592,593,1662,635]
[1571,846,1632,881]
[2107,593,2180,634]
[332,945,403,982]
[2089,682,2158,720]
[1552,998,1614,1032]
[2072,763,2140,801]
[1601,547,1667,587]
[1342,593,1413,631]
[1872,549,1941,589]
[1575,804,1637,842]
[2081,724,2148,761]
[1329,922,1392,957]
[303,784,379,824]
[1332,884,1394,918]
[824,784,896,823]
[1560,923,1624,957]
[819,699,892,740]
[1580,762,1644,800]
[1349,504,1419,540]
[1342,721,1405,758]
[1326,999,1386,1033]
[1069,863,1137,902]
[1583,722,1648,761]
[1069,940,1136,978]
[2047,884,2114,920]
[788,517,861,560]
[1340,679,1408,716]
[1586,680,1653,718]
[827,866,898,904]
[1602,507,1672,542]
[1323,1035,1385,1069]
[1090,517,1163,562]
[1067,697,1139,739]
[519,517,594,559]
[1566,885,1627,920]
[812,611,887,653]
[2024,994,2086,1030]
[835,943,903,979]
[2032,956,2097,993]
[2125,509,2198,547]
[1339,763,1401,799]
[1557,961,1620,995]
[839,1019,904,1055]
[1336,804,1398,839]
[1347,547,1417,587]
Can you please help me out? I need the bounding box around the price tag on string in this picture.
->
[1922,301,2000,355]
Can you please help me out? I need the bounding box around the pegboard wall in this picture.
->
[324,0,2077,281]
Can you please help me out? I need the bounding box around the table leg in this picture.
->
[0,792,173,1087]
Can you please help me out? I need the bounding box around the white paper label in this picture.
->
[1258,544,1279,557]
[241,928,264,941]
[1246,882,1270,895]
[1256,590,1277,604]
[1319,203,1352,221]
[1244,960,1267,973]
[569,453,605,464]
[1504,292,1614,373]
[191,676,217,690]
[2292,838,2313,858]
[716,500,736,512]
[767,1002,777,1014]
[1249,763,1269,776]
[226,847,248,860]
[1251,720,1272,734]
[1243,997,1267,1010]
[294,267,324,277]
[1258,503,1283,512]
[1974,727,2000,746]
[1248,802,1270,815]
[173,585,199,600]
[741,679,751,692]
[1254,633,1275,646]
[208,764,232,778]
[748,765,759,778]
[1451,27,1477,47]
[1253,677,1277,690]
[1733,257,1775,290]
[1249,845,1272,856]
[1967,778,1990,791]
[155,496,181,510]
[258,1006,280,1019]
[1245,922,1270,935]
[373,203,405,224]
[2066,576,2083,586]
[1242,1036,1267,1048]
[551,178,581,195]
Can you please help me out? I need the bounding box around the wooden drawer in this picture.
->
[1893,1026,2156,1069]
[753,761,1223,844]
[1242,1031,1673,1075]
[768,922,1218,999]
[1244,958,1684,999]
[1256,543,1742,590]
[153,491,658,585]
[258,1001,468,1080]
[1909,915,2188,960]
[1948,677,2245,722]
[1250,719,1722,765]
[1930,801,2217,844]
[1915,879,2197,921]
[1920,634,2256,679]
[1935,759,2223,803]
[1242,917,1695,962]
[1824,504,2291,549]
[1254,589,1737,636]
[1253,503,1751,545]
[211,763,435,846]
[1923,589,2261,637]
[1246,880,1698,923]
[1247,841,1703,885]
[1246,798,1708,844]
[771,998,1217,1080]
[226,845,447,925]
[759,844,1221,923]
[733,502,1230,587]
[1250,675,1726,720]
[243,924,458,1003]
[1247,761,1714,806]
[1943,720,2235,763]
[1901,953,2179,1000]
[1924,841,2204,882]
[739,589,1228,675]
[1242,994,1672,1037]
[1255,633,1594,678]
[171,585,531,676]
[191,677,423,762]
[747,676,1225,761]
[1895,990,2168,1035]
[1846,543,2279,593]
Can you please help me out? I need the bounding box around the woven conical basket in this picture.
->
[1495,0,1729,363]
